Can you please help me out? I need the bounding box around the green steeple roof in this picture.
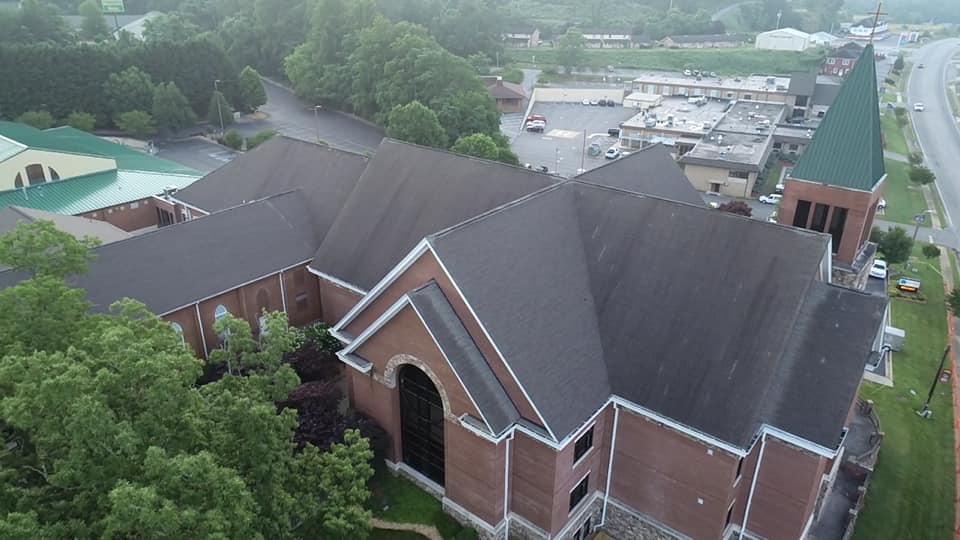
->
[789,44,885,191]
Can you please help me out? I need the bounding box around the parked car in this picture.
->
[589,99,600,106]
[526,114,546,124]
[581,99,591,105]
[759,194,782,204]
[913,102,925,112]
[598,99,608,106]
[526,120,545,132]
[774,183,785,194]
[869,259,888,279]
[607,128,621,137]
[918,63,925,69]
[605,100,615,107]
[604,147,621,159]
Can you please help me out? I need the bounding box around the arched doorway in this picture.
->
[399,365,445,486]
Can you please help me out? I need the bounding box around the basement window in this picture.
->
[569,474,589,512]
[573,426,594,464]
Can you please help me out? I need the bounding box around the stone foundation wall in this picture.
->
[832,259,872,291]
[602,499,687,540]
[442,499,506,540]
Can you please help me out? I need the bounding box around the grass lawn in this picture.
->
[757,160,785,196]
[504,47,824,75]
[854,246,955,540]
[881,115,909,156]
[369,472,477,540]
[881,159,928,226]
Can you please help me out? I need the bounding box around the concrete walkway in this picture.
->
[371,518,441,540]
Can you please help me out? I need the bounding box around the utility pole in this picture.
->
[213,79,225,136]
[868,1,887,45]
[918,346,951,418]
[776,10,782,29]
[314,105,322,143]
[580,130,586,173]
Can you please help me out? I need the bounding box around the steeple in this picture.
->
[789,43,885,192]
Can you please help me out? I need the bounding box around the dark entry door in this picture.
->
[399,366,445,486]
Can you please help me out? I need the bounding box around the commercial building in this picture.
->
[847,18,888,41]
[660,33,749,49]
[0,94,889,539]
[779,44,886,289]
[0,122,199,231]
[581,29,636,48]
[679,100,785,197]
[755,27,811,51]
[631,72,794,105]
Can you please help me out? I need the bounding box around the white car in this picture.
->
[870,259,888,280]
[759,194,782,204]
[604,147,621,159]
[774,182,785,193]
[914,103,925,112]
[581,99,591,105]
[589,99,600,106]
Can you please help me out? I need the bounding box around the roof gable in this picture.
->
[789,44,884,191]
[309,139,559,291]
[429,181,880,448]
[575,144,703,206]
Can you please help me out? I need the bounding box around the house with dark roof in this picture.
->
[481,77,527,113]
[0,124,888,539]
[503,27,540,48]
[780,44,885,289]
[0,122,199,231]
[823,42,864,77]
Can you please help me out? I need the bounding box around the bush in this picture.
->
[922,243,941,259]
[908,151,924,166]
[245,129,277,149]
[949,288,960,317]
[303,322,342,353]
[15,110,55,129]
[116,110,156,139]
[718,201,752,217]
[909,165,935,185]
[66,111,96,131]
[884,77,896,86]
[223,129,243,149]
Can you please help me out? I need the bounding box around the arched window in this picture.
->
[48,167,60,181]
[214,304,229,321]
[25,164,45,185]
[14,173,23,188]
[170,322,185,345]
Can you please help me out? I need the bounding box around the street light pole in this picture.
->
[213,79,225,137]
[918,346,951,418]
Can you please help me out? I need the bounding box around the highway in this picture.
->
[907,38,960,243]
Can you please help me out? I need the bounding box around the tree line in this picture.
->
[0,221,381,538]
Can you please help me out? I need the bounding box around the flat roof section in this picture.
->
[682,131,771,171]
[713,101,786,134]
[622,97,730,136]
[632,72,793,94]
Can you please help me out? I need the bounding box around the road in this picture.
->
[234,79,384,155]
[907,39,960,243]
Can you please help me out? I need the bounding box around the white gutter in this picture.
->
[279,270,288,314]
[600,404,621,526]
[503,432,514,539]
[194,303,208,360]
[739,433,767,540]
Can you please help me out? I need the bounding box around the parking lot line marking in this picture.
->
[546,129,581,138]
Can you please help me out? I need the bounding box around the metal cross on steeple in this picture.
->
[868,1,887,44]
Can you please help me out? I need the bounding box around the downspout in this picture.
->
[600,404,621,526]
[194,303,208,360]
[503,432,514,539]
[739,433,767,540]
[279,269,288,314]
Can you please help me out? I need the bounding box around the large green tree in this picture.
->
[116,110,157,139]
[557,28,586,74]
[152,82,197,134]
[386,101,447,147]
[451,133,519,165]
[104,67,155,121]
[0,222,375,539]
[0,220,99,279]
[78,0,110,40]
[238,65,267,113]
[207,90,235,128]
[142,13,203,43]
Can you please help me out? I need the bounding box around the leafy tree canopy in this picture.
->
[66,111,97,131]
[386,101,447,148]
[14,110,54,130]
[909,166,936,185]
[874,226,914,264]
[451,133,519,165]
[152,81,197,134]
[104,67,155,121]
[208,90,235,128]
[238,65,267,113]
[78,0,110,40]
[116,110,157,139]
[0,220,99,279]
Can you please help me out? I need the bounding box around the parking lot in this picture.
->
[156,137,237,173]
[511,102,637,177]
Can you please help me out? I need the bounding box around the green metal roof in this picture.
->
[0,123,196,175]
[0,169,199,215]
[789,44,885,192]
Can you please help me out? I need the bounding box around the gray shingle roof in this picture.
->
[409,281,520,435]
[575,144,703,206]
[309,139,560,290]
[174,136,369,219]
[430,182,883,447]
[0,206,131,244]
[0,191,321,314]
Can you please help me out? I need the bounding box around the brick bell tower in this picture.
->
[777,43,886,289]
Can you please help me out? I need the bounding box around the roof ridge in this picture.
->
[380,137,565,179]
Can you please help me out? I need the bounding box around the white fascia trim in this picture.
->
[336,351,373,374]
[0,134,26,150]
[427,240,558,442]
[308,266,367,295]
[758,424,839,459]
[329,327,352,344]
[166,196,208,215]
[409,301,495,434]
[332,238,430,333]
[340,295,411,356]
[159,259,312,316]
